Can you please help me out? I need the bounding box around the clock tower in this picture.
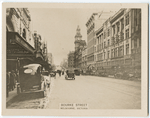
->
[74,25,82,51]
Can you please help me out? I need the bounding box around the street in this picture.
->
[46,74,141,109]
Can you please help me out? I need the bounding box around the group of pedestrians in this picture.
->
[58,70,65,77]
[6,70,19,97]
[51,70,65,79]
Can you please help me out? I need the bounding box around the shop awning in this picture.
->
[7,32,36,61]
[7,32,35,54]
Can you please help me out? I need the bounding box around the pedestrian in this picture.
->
[6,71,10,97]
[10,70,14,91]
[62,71,64,75]
[12,70,16,89]
[59,70,61,77]
[53,71,56,79]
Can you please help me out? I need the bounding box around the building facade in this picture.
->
[93,8,141,75]
[68,51,74,68]
[81,46,87,70]
[85,11,116,69]
[6,8,49,72]
[6,8,35,71]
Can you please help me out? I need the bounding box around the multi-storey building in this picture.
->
[74,26,86,69]
[81,46,87,70]
[6,8,35,71]
[96,17,112,70]
[6,8,49,71]
[94,8,141,75]
[47,53,54,65]
[33,32,45,61]
[68,51,74,68]
[7,8,34,47]
[85,12,115,69]
[130,9,141,73]
[86,13,98,67]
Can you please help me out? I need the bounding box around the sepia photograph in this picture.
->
[2,3,148,116]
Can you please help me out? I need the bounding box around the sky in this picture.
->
[29,7,120,65]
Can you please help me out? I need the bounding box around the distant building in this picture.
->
[47,53,54,65]
[68,51,74,68]
[74,26,86,69]
[33,32,44,60]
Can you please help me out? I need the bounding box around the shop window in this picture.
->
[117,22,120,33]
[121,19,124,30]
[134,38,137,48]
[111,49,114,58]
[22,28,26,39]
[107,51,110,59]
[132,40,134,49]
[114,49,116,57]
[104,52,105,59]
[108,29,110,36]
[125,14,129,26]
[104,32,106,39]
[104,42,106,48]
[98,37,99,44]
[119,46,123,56]
[113,26,115,35]
[126,44,129,54]
[125,29,129,39]
[135,10,138,26]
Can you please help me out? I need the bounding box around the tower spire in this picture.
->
[75,25,82,40]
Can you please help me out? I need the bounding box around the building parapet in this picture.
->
[110,9,126,24]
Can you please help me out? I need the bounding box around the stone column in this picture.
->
[137,38,139,48]
[120,20,122,32]
[124,41,126,55]
[123,16,126,40]
[115,24,117,35]
[129,39,131,55]
[112,26,114,37]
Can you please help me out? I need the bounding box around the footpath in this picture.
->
[6,80,52,109]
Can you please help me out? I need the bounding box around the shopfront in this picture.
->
[7,32,35,72]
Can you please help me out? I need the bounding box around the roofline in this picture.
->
[95,26,103,35]
[110,8,126,23]
[86,13,98,27]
